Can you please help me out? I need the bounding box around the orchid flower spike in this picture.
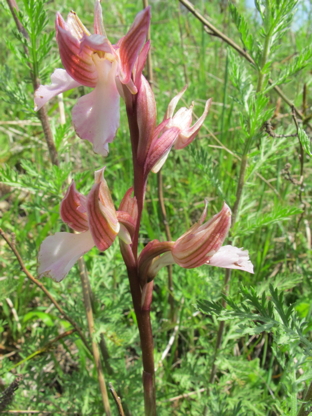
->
[145,86,212,173]
[38,168,132,282]
[34,2,151,156]
[138,201,253,282]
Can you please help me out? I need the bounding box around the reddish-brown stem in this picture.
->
[126,265,156,416]
[124,88,156,416]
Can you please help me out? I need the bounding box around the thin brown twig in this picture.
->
[178,0,304,120]
[204,126,280,197]
[6,0,59,166]
[8,330,76,372]
[78,259,112,416]
[155,299,183,371]
[291,105,307,233]
[109,383,125,416]
[166,387,207,402]
[0,375,22,412]
[0,229,91,354]
[264,120,298,138]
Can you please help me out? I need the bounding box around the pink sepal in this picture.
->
[172,202,231,269]
[164,85,188,119]
[175,99,212,149]
[167,106,193,132]
[93,0,106,36]
[208,245,254,273]
[134,41,150,89]
[72,59,120,156]
[56,13,98,87]
[34,69,81,111]
[141,281,154,310]
[137,75,157,163]
[87,169,119,251]
[145,127,180,174]
[65,10,90,39]
[38,230,94,282]
[118,7,151,89]
[60,181,88,232]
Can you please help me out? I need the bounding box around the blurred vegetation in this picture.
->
[0,0,312,415]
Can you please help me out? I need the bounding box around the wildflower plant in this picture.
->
[2,0,312,415]
[34,2,253,413]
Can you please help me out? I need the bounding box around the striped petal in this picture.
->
[60,181,88,232]
[118,187,138,224]
[118,7,151,91]
[87,169,119,251]
[56,13,98,87]
[38,231,94,282]
[145,127,180,174]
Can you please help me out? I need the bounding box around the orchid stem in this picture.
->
[126,265,156,416]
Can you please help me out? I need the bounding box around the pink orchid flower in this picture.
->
[138,202,253,284]
[38,168,135,282]
[145,86,212,173]
[34,1,150,156]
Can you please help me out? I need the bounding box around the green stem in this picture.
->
[256,31,272,93]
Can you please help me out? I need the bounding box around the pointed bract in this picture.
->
[138,240,174,284]
[117,7,151,92]
[137,75,157,163]
[118,187,138,224]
